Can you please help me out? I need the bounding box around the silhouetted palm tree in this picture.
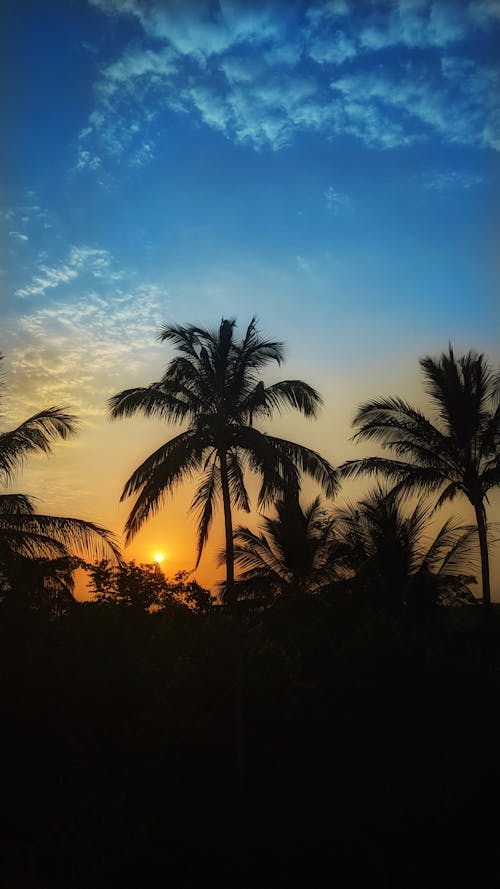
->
[226,493,342,602]
[0,356,121,600]
[340,347,499,609]
[334,486,478,614]
[109,318,337,600]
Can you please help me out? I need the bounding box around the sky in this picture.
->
[1,0,499,596]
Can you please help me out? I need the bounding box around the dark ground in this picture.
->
[1,599,499,887]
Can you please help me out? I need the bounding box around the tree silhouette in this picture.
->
[0,356,120,604]
[340,346,499,609]
[226,493,342,602]
[334,486,478,615]
[109,318,337,601]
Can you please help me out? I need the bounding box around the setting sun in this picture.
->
[153,552,165,564]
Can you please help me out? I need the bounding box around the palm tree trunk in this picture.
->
[474,500,491,612]
[219,449,235,603]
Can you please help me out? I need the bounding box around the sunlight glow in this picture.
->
[153,552,165,564]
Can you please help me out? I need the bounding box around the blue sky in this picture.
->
[2,0,499,587]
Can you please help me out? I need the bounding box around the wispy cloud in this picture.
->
[15,246,124,298]
[79,0,499,161]
[324,186,353,213]
[6,283,169,422]
[2,197,54,237]
[331,60,499,150]
[422,170,485,191]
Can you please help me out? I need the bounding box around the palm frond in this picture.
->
[231,526,288,580]
[0,526,69,561]
[226,450,250,512]
[0,492,36,514]
[246,380,322,421]
[266,435,339,499]
[0,407,77,483]
[0,514,120,562]
[122,431,208,542]
[339,456,446,494]
[108,383,193,424]
[437,525,479,576]
[190,457,221,568]
[233,316,285,370]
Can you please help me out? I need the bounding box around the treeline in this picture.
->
[1,584,500,886]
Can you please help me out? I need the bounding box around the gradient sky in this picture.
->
[2,0,499,595]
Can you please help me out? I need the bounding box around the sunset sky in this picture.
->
[2,0,499,595]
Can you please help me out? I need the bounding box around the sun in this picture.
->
[153,552,165,564]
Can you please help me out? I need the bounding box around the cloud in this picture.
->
[331,61,500,150]
[359,1,468,51]
[324,186,353,213]
[422,170,485,191]
[79,0,500,159]
[15,246,123,298]
[2,199,54,236]
[308,30,357,65]
[6,283,169,422]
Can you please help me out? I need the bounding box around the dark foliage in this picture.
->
[86,560,215,612]
[0,599,499,888]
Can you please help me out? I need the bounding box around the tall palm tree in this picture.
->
[340,346,499,609]
[0,356,121,599]
[334,486,478,613]
[225,493,342,602]
[109,318,338,600]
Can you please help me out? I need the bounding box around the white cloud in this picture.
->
[15,246,123,298]
[79,0,500,157]
[76,149,102,171]
[6,283,169,422]
[359,1,468,51]
[3,200,54,235]
[331,62,499,149]
[308,31,357,65]
[422,170,485,191]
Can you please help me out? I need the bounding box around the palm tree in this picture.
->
[109,318,338,601]
[340,346,499,609]
[0,356,121,603]
[334,486,478,614]
[225,493,342,602]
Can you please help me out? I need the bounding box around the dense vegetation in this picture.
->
[0,327,499,886]
[1,595,500,887]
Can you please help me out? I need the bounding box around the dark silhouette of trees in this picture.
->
[0,356,120,608]
[340,346,499,610]
[227,493,343,602]
[86,560,215,611]
[334,486,478,615]
[109,318,337,601]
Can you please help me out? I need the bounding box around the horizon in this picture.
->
[2,0,499,598]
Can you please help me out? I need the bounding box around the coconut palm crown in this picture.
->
[334,486,478,613]
[225,493,342,602]
[340,346,499,608]
[109,318,338,599]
